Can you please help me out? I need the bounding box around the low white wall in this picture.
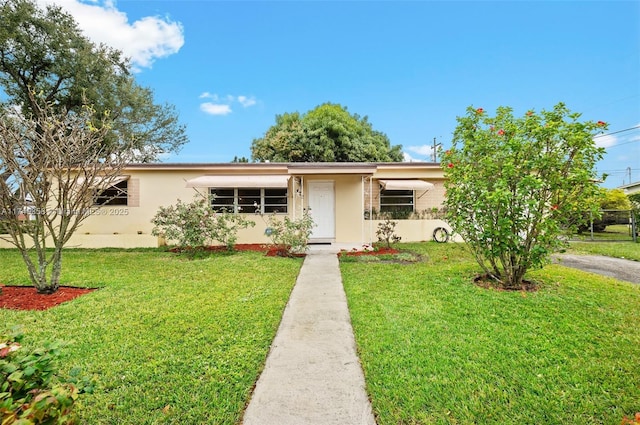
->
[1,219,459,249]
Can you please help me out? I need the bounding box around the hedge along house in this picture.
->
[0,162,448,248]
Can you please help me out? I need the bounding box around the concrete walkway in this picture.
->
[242,245,376,425]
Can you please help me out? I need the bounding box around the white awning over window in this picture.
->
[76,175,129,188]
[379,179,434,191]
[185,175,290,188]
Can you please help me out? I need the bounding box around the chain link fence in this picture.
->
[571,209,638,242]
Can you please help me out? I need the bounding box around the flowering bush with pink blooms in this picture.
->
[442,103,606,289]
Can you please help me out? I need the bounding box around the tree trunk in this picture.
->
[18,241,62,295]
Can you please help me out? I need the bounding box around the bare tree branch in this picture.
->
[0,96,135,293]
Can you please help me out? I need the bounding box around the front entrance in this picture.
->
[307,181,335,242]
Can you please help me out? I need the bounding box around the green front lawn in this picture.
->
[0,249,302,424]
[567,241,640,262]
[342,242,640,424]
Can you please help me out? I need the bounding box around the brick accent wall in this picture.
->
[128,178,140,207]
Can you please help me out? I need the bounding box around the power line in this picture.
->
[594,125,640,139]
[598,168,640,174]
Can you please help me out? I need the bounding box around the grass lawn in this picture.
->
[567,241,640,262]
[342,242,640,424]
[0,248,302,424]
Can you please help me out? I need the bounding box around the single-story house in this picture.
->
[619,181,640,196]
[0,162,449,248]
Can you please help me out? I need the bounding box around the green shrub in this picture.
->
[0,329,92,425]
[443,103,605,288]
[263,211,314,256]
[151,193,255,255]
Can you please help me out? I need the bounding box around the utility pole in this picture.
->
[431,137,442,163]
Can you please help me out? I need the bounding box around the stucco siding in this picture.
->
[0,162,447,248]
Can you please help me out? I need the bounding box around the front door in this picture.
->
[308,181,335,241]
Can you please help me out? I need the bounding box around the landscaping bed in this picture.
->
[169,243,306,257]
[338,246,424,263]
[0,285,96,310]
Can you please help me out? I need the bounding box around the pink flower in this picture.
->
[447,163,454,168]
[526,111,533,116]
[476,108,484,114]
[445,150,451,155]
[596,120,606,127]
[551,205,559,211]
[497,129,505,136]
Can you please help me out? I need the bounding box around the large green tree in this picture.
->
[442,103,606,289]
[0,0,187,161]
[251,103,403,162]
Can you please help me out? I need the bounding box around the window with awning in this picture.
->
[185,175,290,188]
[378,180,434,218]
[210,188,288,214]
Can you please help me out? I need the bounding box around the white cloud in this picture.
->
[198,93,257,116]
[594,134,617,148]
[37,0,184,71]
[237,96,257,108]
[406,145,434,156]
[200,103,232,116]
[403,152,416,162]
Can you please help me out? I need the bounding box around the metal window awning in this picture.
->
[379,179,434,191]
[76,175,129,188]
[185,175,290,188]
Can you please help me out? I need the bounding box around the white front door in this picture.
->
[308,181,335,241]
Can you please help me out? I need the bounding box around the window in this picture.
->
[263,188,288,213]
[95,180,128,206]
[210,188,288,213]
[380,189,414,216]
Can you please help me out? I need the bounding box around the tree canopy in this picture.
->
[0,0,187,161]
[443,103,606,289]
[600,188,632,210]
[251,103,403,162]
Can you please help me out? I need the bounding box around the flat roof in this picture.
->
[123,161,441,172]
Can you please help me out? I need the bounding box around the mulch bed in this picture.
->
[168,243,305,257]
[338,247,400,257]
[473,274,539,292]
[0,285,97,311]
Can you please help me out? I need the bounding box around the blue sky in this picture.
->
[42,0,640,188]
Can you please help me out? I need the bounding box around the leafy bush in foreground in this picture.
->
[0,329,92,424]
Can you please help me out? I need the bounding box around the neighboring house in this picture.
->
[619,181,640,196]
[0,162,449,248]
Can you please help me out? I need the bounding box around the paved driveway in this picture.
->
[552,254,640,284]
